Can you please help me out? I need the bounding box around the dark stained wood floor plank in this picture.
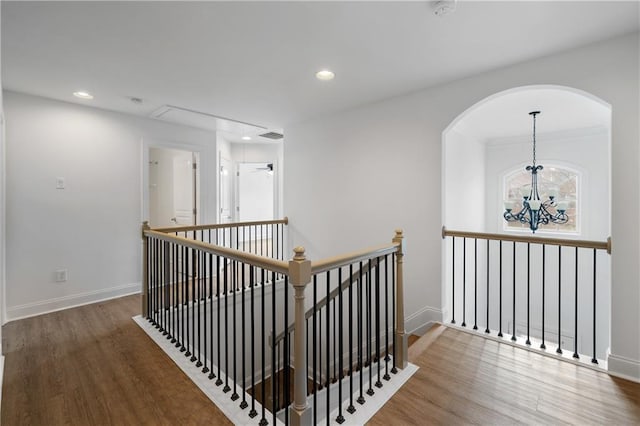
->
[2,294,232,426]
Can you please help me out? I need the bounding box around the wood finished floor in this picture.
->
[370,325,640,425]
[3,295,639,425]
[2,294,231,425]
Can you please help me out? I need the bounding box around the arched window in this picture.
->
[503,165,580,234]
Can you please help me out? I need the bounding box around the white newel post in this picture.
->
[289,246,312,425]
[393,229,408,370]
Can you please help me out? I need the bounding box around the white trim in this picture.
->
[5,282,140,322]
[607,352,640,383]
[405,305,443,336]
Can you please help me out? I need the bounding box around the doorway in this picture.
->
[237,162,275,222]
[148,147,200,228]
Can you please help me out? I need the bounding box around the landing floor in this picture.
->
[370,325,640,425]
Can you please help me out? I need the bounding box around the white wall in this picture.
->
[3,91,217,320]
[284,33,639,380]
[444,129,486,232]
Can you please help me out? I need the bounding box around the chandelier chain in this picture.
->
[532,112,537,167]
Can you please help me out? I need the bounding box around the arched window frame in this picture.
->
[501,162,582,236]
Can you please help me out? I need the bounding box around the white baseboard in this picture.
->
[6,282,141,322]
[607,352,640,383]
[405,305,443,336]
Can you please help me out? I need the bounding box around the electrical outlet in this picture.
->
[55,269,68,282]
[56,177,65,189]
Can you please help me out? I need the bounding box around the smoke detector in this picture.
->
[433,0,456,17]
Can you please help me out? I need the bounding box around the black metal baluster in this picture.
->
[347,264,356,414]
[154,239,159,327]
[185,248,191,356]
[541,245,546,350]
[196,250,202,365]
[383,255,391,380]
[375,258,382,389]
[474,238,478,330]
[326,270,331,423]
[336,267,345,424]
[557,246,563,355]
[231,260,239,401]
[149,238,153,324]
[498,241,503,337]
[145,237,150,320]
[271,268,277,425]
[391,254,397,374]
[161,242,166,335]
[173,243,178,345]
[200,250,206,370]
[357,262,365,403]
[512,242,517,342]
[313,275,318,424]
[216,256,223,386]
[485,239,490,334]
[260,268,267,426]
[526,243,531,346]
[223,256,231,393]
[240,260,248,409]
[451,237,456,324]
[573,247,579,359]
[249,265,257,418]
[276,342,280,418]
[367,259,374,397]
[283,273,289,425]
[181,245,187,352]
[462,238,467,327]
[191,248,197,363]
[319,281,322,391]
[208,253,215,379]
[592,249,598,364]
[331,298,340,383]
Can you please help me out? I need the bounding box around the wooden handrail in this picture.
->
[311,242,399,274]
[144,229,289,274]
[152,217,289,234]
[442,226,611,254]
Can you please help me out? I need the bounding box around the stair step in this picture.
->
[408,324,446,360]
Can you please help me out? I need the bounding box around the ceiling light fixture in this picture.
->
[433,0,457,17]
[315,70,335,81]
[503,111,569,233]
[73,91,94,100]
[242,136,252,141]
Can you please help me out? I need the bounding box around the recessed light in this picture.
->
[315,70,335,81]
[242,136,251,141]
[73,91,94,100]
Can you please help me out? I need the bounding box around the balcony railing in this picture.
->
[141,219,407,425]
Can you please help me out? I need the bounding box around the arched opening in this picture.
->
[441,85,612,363]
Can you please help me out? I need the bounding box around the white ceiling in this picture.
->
[452,87,611,143]
[2,1,638,135]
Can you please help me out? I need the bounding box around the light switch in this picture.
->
[56,177,65,189]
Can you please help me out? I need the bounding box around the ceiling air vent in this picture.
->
[259,131,284,140]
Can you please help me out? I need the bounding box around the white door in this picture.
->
[173,152,196,225]
[219,156,233,223]
[148,147,198,228]
[238,162,274,222]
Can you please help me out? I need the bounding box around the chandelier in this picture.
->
[503,111,569,233]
